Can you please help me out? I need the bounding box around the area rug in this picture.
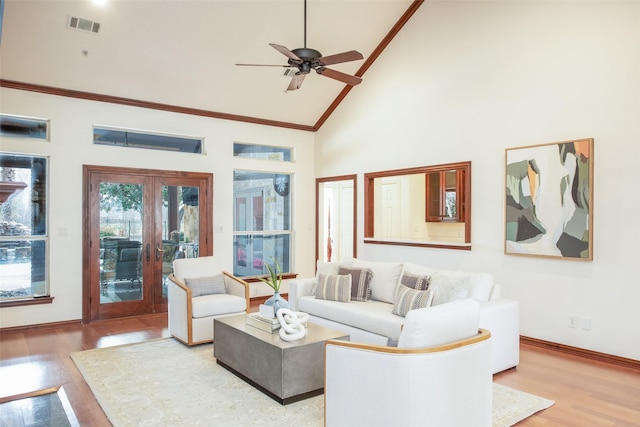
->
[70,338,553,426]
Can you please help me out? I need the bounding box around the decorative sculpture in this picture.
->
[276,308,309,341]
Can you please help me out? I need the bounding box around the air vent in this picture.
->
[67,15,101,34]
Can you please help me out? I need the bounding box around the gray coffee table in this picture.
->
[213,314,349,405]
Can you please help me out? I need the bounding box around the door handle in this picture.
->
[146,243,151,262]
[155,243,164,261]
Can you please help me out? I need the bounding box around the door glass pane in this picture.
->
[99,182,143,304]
[161,185,200,294]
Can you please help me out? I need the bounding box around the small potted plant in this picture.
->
[258,257,290,315]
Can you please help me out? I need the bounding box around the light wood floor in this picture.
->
[1,314,638,426]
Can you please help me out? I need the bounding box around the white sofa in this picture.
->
[288,258,519,374]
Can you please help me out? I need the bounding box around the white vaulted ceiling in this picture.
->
[0,0,419,129]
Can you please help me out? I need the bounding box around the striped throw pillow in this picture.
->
[392,284,433,317]
[338,267,373,302]
[400,273,431,290]
[315,274,352,302]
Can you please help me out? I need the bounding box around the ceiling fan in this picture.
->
[236,0,364,91]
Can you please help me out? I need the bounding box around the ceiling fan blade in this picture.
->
[236,63,292,67]
[318,68,362,86]
[269,43,302,61]
[287,74,306,91]
[318,50,364,66]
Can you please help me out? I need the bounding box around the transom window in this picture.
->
[93,126,203,154]
[233,143,293,161]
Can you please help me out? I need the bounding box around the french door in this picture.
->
[82,166,212,322]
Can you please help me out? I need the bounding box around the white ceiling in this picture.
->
[0,0,416,128]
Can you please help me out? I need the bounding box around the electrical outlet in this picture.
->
[568,316,579,328]
[581,318,592,331]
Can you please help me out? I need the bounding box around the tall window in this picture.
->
[0,153,48,301]
[233,170,291,277]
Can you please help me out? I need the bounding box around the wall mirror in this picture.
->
[316,175,357,263]
[364,162,471,249]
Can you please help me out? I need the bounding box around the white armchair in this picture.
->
[324,299,492,427]
[168,256,250,346]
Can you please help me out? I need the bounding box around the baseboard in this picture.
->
[0,312,168,333]
[521,336,640,371]
[0,319,81,334]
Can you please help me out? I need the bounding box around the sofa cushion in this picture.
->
[338,267,373,302]
[392,285,434,316]
[173,256,222,282]
[400,272,431,290]
[316,274,352,302]
[191,294,246,318]
[429,272,471,306]
[402,262,438,277]
[184,274,226,297]
[299,296,404,339]
[398,299,480,348]
[429,270,494,305]
[342,258,403,304]
[316,260,340,278]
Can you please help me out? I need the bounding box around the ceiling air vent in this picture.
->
[67,15,101,34]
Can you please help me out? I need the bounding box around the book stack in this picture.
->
[246,313,281,333]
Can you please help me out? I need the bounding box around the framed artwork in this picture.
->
[505,138,593,260]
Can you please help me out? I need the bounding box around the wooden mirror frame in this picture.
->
[364,161,471,250]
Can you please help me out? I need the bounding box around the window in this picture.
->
[0,153,49,301]
[233,143,293,161]
[233,170,292,277]
[0,114,50,141]
[93,126,203,154]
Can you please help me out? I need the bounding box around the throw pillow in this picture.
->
[400,272,431,290]
[338,266,373,302]
[315,274,352,302]
[429,272,471,306]
[343,258,403,304]
[184,274,226,297]
[392,284,434,317]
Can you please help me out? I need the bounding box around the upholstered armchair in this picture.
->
[168,256,250,346]
[324,299,492,427]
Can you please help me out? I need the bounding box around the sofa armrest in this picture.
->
[479,298,520,373]
[325,330,492,427]
[223,271,250,312]
[168,274,192,342]
[287,277,316,311]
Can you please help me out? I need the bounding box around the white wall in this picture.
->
[0,88,316,327]
[316,1,640,360]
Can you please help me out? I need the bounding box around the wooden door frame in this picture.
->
[315,175,357,264]
[82,165,213,324]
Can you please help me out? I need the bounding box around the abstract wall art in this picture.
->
[505,138,593,260]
